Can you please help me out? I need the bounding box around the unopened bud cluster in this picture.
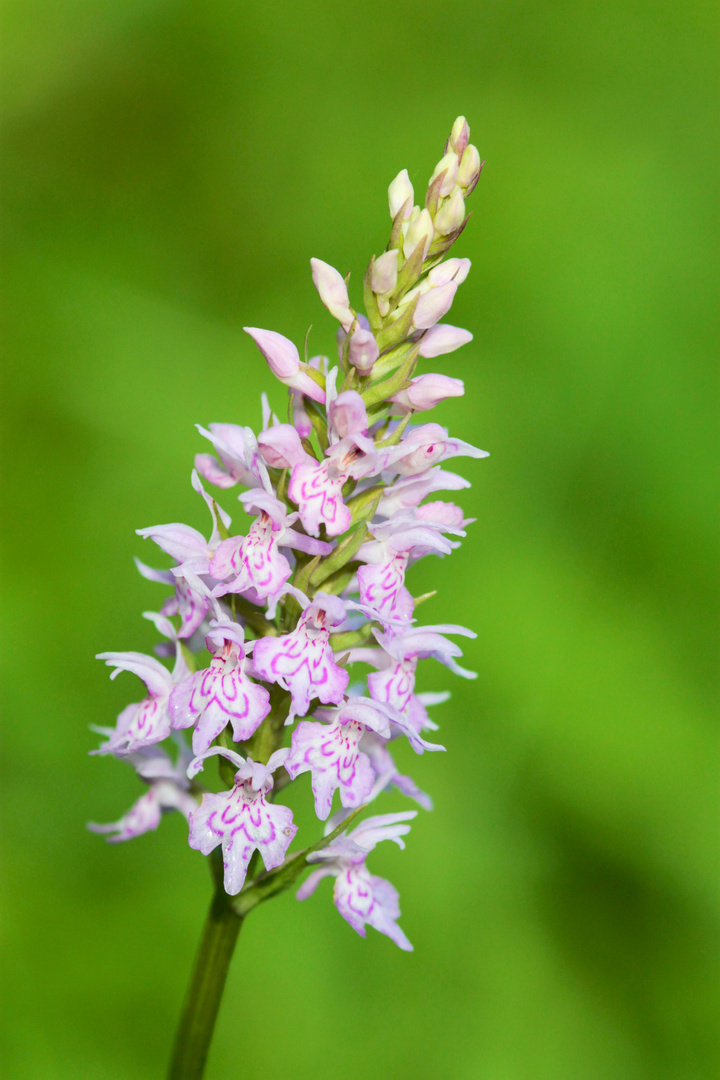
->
[90,117,487,951]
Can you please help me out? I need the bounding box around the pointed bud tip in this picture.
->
[389,169,414,220]
[446,116,470,159]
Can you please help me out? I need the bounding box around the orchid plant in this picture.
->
[91,116,486,1080]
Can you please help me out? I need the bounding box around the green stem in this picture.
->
[166,886,243,1080]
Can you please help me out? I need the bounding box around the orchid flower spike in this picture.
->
[92,116,488,997]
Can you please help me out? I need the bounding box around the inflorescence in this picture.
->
[90,117,486,952]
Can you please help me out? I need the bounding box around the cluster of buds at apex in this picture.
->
[91,116,487,955]
[360,117,481,355]
[427,115,483,236]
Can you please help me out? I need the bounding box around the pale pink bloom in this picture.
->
[378,623,477,681]
[310,258,355,331]
[417,323,473,358]
[209,490,330,603]
[357,550,415,623]
[252,593,350,722]
[356,511,462,621]
[163,575,213,638]
[406,689,449,733]
[134,471,229,634]
[194,422,267,490]
[366,652,417,713]
[334,867,412,950]
[257,424,312,470]
[359,731,433,810]
[136,470,231,576]
[312,691,444,755]
[288,458,350,537]
[244,327,326,404]
[391,373,465,412]
[88,740,197,842]
[378,422,488,477]
[297,812,416,950]
[286,697,392,819]
[94,640,189,755]
[210,522,291,601]
[288,419,376,537]
[351,623,476,712]
[169,621,271,755]
[135,560,212,640]
[87,781,194,843]
[376,466,471,517]
[328,390,368,442]
[415,500,469,530]
[188,747,296,896]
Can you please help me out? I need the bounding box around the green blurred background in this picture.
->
[2,1,717,1077]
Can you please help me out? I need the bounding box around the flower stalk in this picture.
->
[166,877,243,1080]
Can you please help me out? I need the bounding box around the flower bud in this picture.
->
[418,324,473,358]
[244,327,326,404]
[413,281,458,330]
[433,187,465,236]
[428,151,459,199]
[457,144,482,191]
[329,390,368,438]
[371,249,399,296]
[348,327,379,375]
[257,424,309,469]
[446,116,470,160]
[403,207,434,261]
[336,313,370,360]
[291,390,312,438]
[244,327,298,378]
[392,373,464,411]
[394,258,470,331]
[310,258,354,331]
[388,169,414,220]
[428,257,471,287]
